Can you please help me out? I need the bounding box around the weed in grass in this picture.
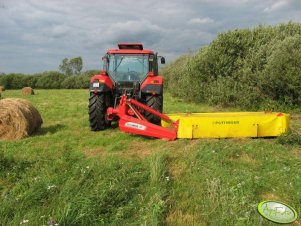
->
[277,130,301,146]
[147,153,169,226]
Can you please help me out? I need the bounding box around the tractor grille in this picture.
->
[115,81,140,90]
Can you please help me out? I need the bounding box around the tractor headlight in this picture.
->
[92,80,100,88]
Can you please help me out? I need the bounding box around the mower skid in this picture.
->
[118,115,177,140]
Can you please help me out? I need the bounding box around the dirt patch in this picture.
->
[168,161,186,177]
[166,209,205,226]
[0,179,12,187]
[120,141,153,159]
[231,138,253,144]
[83,148,109,158]
[260,192,283,201]
[118,140,184,159]
[164,140,200,177]
[230,153,257,165]
[83,142,153,159]
[159,139,198,157]
[183,139,201,149]
[238,153,257,164]
[291,148,301,158]
[290,114,301,120]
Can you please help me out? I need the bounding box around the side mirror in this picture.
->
[160,57,166,64]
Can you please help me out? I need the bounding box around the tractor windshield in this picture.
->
[107,54,149,82]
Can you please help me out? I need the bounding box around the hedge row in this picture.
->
[162,22,301,110]
[0,70,99,89]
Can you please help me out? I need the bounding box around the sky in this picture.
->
[0,0,300,74]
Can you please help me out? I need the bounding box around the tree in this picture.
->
[59,58,72,75]
[70,57,83,74]
[59,57,83,75]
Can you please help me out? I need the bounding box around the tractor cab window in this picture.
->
[108,54,149,82]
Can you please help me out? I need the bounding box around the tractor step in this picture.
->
[161,112,290,139]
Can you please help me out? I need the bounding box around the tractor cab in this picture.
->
[102,43,164,82]
[97,43,165,97]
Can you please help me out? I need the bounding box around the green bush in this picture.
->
[163,22,301,110]
[0,74,28,89]
[0,70,99,89]
[259,35,301,107]
[35,71,66,89]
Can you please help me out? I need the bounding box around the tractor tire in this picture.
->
[89,93,109,131]
[144,95,163,125]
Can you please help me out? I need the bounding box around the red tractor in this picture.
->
[89,43,166,131]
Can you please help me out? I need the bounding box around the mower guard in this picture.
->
[162,112,290,139]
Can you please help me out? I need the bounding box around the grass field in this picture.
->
[0,90,300,226]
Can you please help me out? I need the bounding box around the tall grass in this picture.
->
[148,153,169,225]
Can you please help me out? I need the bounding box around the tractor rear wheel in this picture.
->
[89,93,110,131]
[144,94,163,125]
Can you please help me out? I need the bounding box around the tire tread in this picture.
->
[89,93,107,131]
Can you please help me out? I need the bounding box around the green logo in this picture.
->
[258,201,298,224]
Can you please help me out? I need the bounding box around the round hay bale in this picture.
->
[0,86,5,92]
[22,87,34,95]
[0,98,43,140]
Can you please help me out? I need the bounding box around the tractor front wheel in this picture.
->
[89,92,110,131]
[144,94,163,125]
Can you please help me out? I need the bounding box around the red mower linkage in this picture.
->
[106,95,178,140]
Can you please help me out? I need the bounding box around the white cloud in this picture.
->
[263,0,289,13]
[198,0,250,4]
[188,17,214,25]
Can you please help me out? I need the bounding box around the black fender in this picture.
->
[140,84,163,95]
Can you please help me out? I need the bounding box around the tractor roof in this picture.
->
[107,43,154,54]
